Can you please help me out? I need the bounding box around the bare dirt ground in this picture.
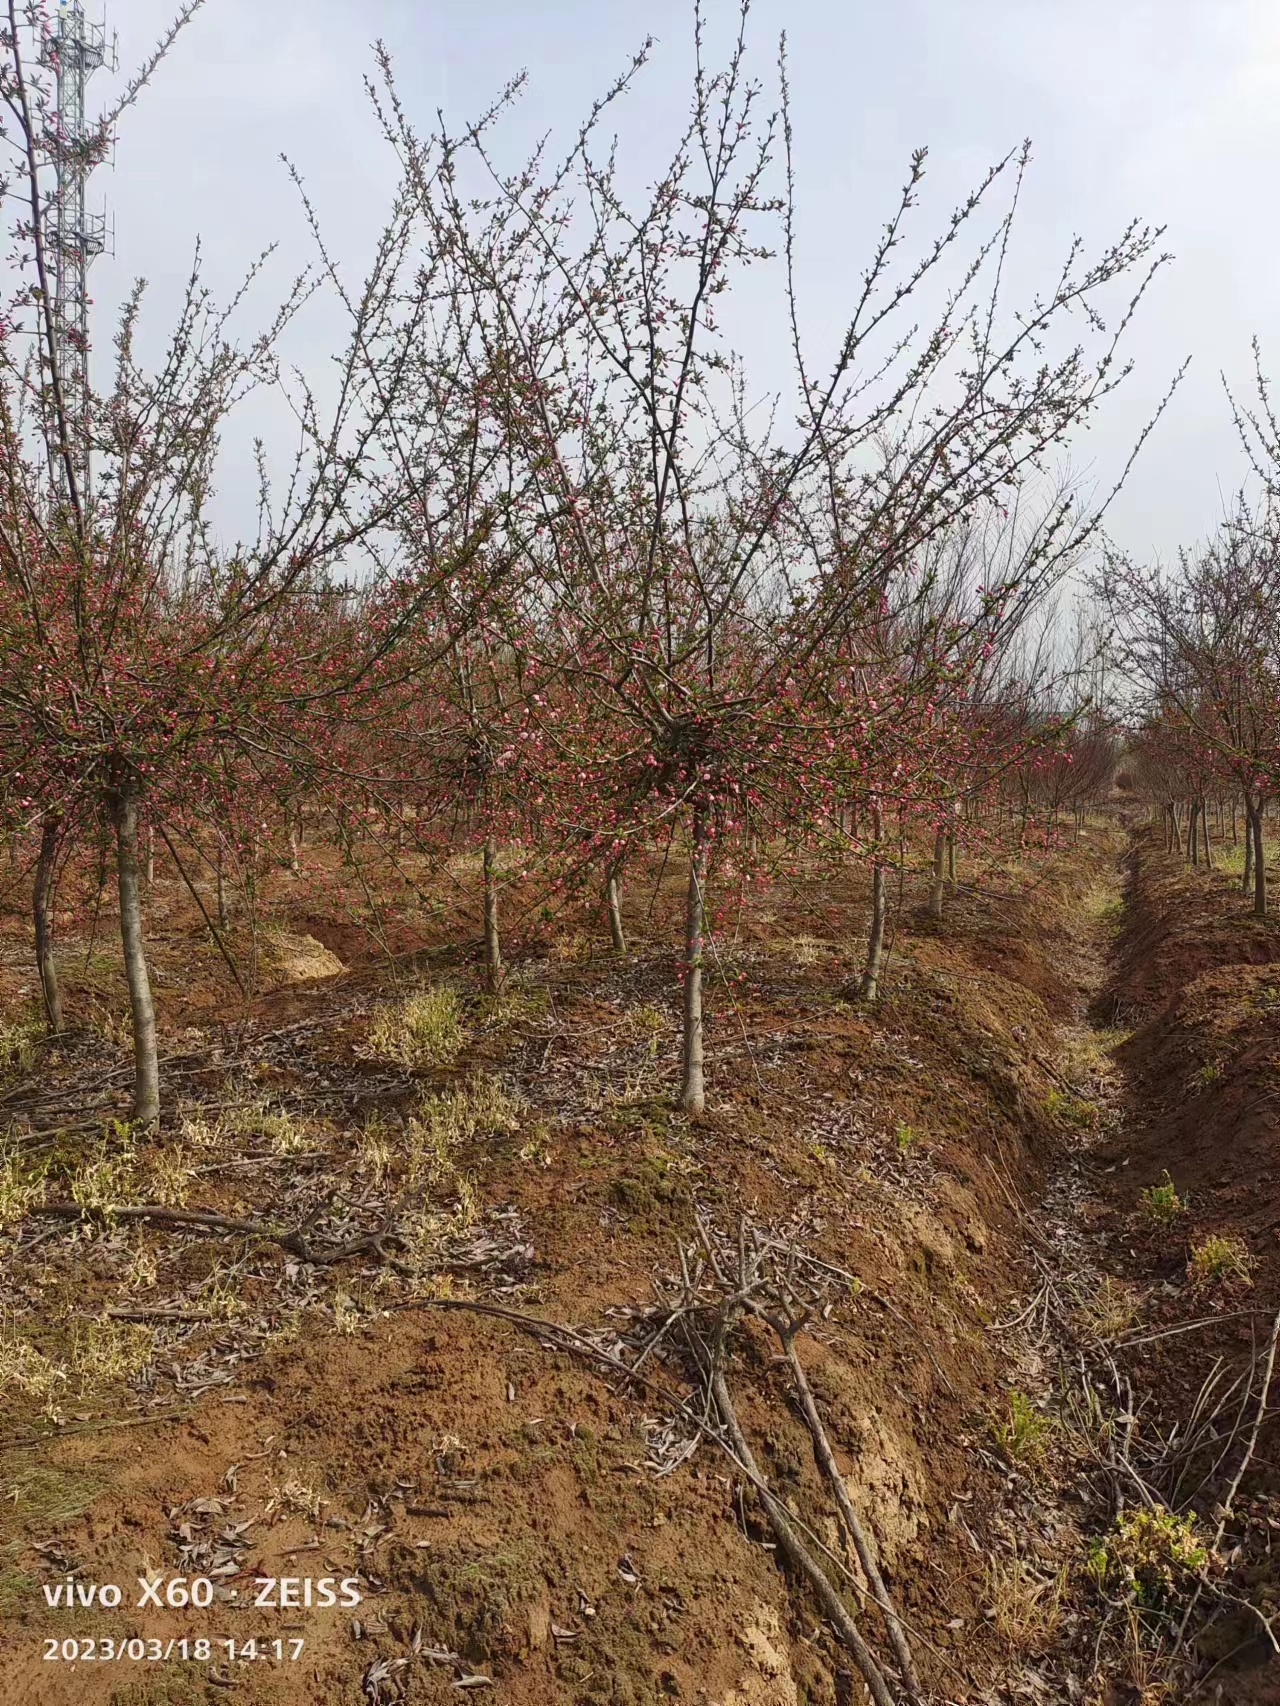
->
[2,819,1277,1705]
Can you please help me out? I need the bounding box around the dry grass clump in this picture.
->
[68,1141,139,1212]
[1186,1233,1254,1288]
[406,1074,522,1187]
[265,1476,327,1523]
[984,1554,1064,1651]
[70,1318,157,1387]
[0,1312,156,1410]
[139,1142,196,1206]
[364,985,465,1070]
[779,934,837,967]
[0,1318,65,1402]
[548,929,591,963]
[0,1146,46,1229]
[0,1012,41,1080]
[1073,1274,1142,1342]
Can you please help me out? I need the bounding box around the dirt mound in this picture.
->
[261,929,346,983]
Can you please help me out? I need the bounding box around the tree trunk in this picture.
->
[1200,798,1212,869]
[1187,799,1198,864]
[927,826,946,921]
[110,782,160,1128]
[482,834,502,991]
[606,863,627,953]
[33,812,63,1034]
[1251,795,1267,917]
[858,805,888,1003]
[946,832,956,886]
[680,806,712,1115]
[288,812,301,875]
[216,839,229,929]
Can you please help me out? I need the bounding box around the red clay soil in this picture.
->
[1085,825,1280,1700]
[0,832,1131,1704]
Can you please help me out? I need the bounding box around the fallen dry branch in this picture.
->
[32,1200,397,1267]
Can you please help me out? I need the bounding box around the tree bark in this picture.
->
[1243,804,1254,895]
[680,806,712,1115]
[216,838,229,929]
[110,782,160,1128]
[33,812,63,1034]
[482,834,502,991]
[1251,795,1267,917]
[606,863,627,953]
[1200,797,1212,869]
[927,826,946,921]
[858,804,888,1003]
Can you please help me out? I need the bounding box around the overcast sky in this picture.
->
[81,0,1280,563]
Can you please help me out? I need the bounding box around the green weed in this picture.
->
[1085,1507,1212,1613]
[1139,1171,1187,1225]
[994,1390,1053,1464]
[1044,1088,1097,1131]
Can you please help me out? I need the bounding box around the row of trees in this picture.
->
[1,3,1155,1124]
[1101,458,1280,918]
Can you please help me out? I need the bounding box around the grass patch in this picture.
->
[1044,1088,1097,1131]
[365,986,465,1071]
[993,1390,1053,1464]
[0,1011,42,1080]
[0,1145,47,1229]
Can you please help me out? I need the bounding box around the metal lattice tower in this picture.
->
[42,0,111,502]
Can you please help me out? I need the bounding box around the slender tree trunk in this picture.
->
[1187,799,1198,864]
[33,812,63,1034]
[1200,798,1212,869]
[110,782,160,1128]
[1252,795,1267,917]
[928,826,946,921]
[858,804,888,1003]
[216,838,229,929]
[482,834,502,991]
[946,832,956,886]
[606,863,627,953]
[1243,806,1254,895]
[680,806,712,1115]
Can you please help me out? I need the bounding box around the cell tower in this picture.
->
[42,0,113,503]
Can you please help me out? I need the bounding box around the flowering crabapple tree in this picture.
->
[0,6,519,1124]
[374,3,1171,1112]
[1100,501,1280,915]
